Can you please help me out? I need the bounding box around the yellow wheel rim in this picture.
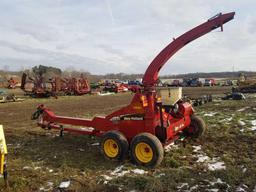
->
[103,139,119,158]
[135,142,153,163]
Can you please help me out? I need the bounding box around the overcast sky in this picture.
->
[0,0,255,75]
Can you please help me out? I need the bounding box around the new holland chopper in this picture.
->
[32,12,235,167]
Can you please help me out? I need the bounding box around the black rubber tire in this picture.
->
[130,133,164,167]
[184,115,206,138]
[101,130,129,161]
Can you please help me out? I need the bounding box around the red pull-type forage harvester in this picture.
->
[32,12,235,167]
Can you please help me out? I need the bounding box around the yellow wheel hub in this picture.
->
[104,139,119,158]
[135,142,153,163]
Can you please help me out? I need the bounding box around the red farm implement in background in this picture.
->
[21,73,53,98]
[32,12,235,167]
[7,78,19,89]
[103,82,128,93]
[21,73,91,97]
[53,75,91,96]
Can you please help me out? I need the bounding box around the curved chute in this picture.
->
[142,12,235,88]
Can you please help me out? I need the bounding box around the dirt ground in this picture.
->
[0,87,256,191]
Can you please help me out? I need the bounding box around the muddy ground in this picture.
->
[0,87,256,191]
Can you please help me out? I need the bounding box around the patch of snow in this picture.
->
[164,142,173,152]
[220,117,233,123]
[236,184,248,192]
[238,120,246,126]
[237,107,250,112]
[102,174,113,184]
[216,178,225,183]
[196,154,210,163]
[207,189,219,192]
[203,178,229,192]
[39,182,54,191]
[78,148,85,152]
[193,149,226,171]
[204,112,217,117]
[226,117,233,121]
[131,169,147,175]
[250,127,256,131]
[23,166,32,170]
[251,120,256,126]
[34,166,41,170]
[110,165,129,177]
[164,142,179,152]
[155,173,165,178]
[177,183,189,189]
[250,120,256,131]
[114,170,130,177]
[91,142,100,146]
[59,180,71,188]
[210,178,225,185]
[47,182,53,187]
[189,185,199,191]
[208,160,226,171]
[102,166,147,184]
[103,175,113,180]
[193,145,202,153]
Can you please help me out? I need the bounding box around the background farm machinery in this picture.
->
[0,93,24,103]
[235,73,256,93]
[103,81,128,93]
[100,79,142,93]
[21,73,91,97]
[162,78,217,87]
[184,94,213,106]
[52,74,91,96]
[7,78,19,89]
